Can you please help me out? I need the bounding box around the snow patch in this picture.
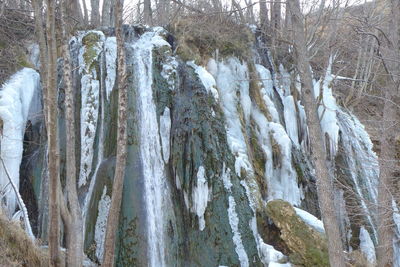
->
[187,61,219,101]
[161,57,178,91]
[359,226,376,264]
[294,207,325,234]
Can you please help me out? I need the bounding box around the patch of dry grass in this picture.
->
[169,14,254,63]
[0,210,48,267]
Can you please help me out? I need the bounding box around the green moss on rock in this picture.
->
[266,200,329,267]
[82,32,102,72]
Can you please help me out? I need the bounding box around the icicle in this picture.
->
[159,107,171,163]
[191,166,209,231]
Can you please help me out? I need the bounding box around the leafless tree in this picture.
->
[60,0,84,265]
[144,0,153,25]
[102,0,129,265]
[102,0,115,27]
[91,0,100,26]
[286,0,347,266]
[44,0,61,265]
[376,0,399,265]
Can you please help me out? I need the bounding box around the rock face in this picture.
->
[266,200,329,266]
[0,25,388,266]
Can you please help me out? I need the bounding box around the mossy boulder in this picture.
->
[266,200,329,266]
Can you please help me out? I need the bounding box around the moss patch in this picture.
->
[82,32,102,72]
[266,200,329,267]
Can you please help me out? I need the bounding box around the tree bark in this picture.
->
[91,0,100,26]
[66,0,84,25]
[102,0,128,265]
[376,1,399,266]
[144,0,153,25]
[102,0,113,26]
[45,0,61,266]
[32,0,48,123]
[60,0,84,266]
[259,0,269,31]
[287,0,346,266]
[82,0,89,24]
[271,0,281,36]
[157,0,170,25]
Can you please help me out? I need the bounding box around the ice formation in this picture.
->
[104,37,117,100]
[78,31,105,187]
[208,58,253,177]
[191,166,209,231]
[133,28,175,267]
[337,108,379,239]
[294,207,325,234]
[313,61,339,158]
[94,186,111,261]
[221,166,249,267]
[359,226,376,264]
[0,68,40,216]
[159,107,171,163]
[187,61,219,101]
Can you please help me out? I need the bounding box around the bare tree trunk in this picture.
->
[66,0,83,25]
[259,0,269,31]
[211,0,222,12]
[231,0,245,22]
[102,0,128,265]
[376,1,399,266]
[45,0,61,266]
[157,0,170,25]
[82,0,89,24]
[144,0,153,25]
[244,0,255,24]
[102,0,113,26]
[377,77,396,267]
[32,0,48,122]
[91,0,100,26]
[60,0,83,266]
[271,0,281,36]
[287,0,346,266]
